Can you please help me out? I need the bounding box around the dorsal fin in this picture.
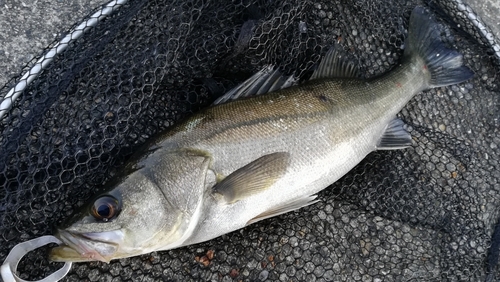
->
[213,46,359,105]
[212,66,298,105]
[310,46,360,80]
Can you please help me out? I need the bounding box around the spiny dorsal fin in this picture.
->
[212,152,290,203]
[247,194,319,225]
[212,66,298,105]
[376,118,413,150]
[310,46,360,80]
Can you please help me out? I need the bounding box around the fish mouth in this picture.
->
[50,229,124,263]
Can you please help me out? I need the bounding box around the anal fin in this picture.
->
[212,152,290,204]
[376,118,413,150]
[247,195,319,225]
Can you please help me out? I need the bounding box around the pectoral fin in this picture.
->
[212,152,290,203]
[376,118,413,150]
[247,194,319,225]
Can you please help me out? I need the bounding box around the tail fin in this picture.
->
[405,7,474,87]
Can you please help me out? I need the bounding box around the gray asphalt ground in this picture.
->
[0,0,107,87]
[467,0,500,37]
[0,0,498,88]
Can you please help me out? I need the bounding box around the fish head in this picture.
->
[49,168,198,263]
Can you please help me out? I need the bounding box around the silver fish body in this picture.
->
[50,7,473,263]
[176,60,425,245]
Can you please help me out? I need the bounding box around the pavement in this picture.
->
[466,0,500,40]
[0,0,107,87]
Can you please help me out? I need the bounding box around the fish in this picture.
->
[49,6,473,263]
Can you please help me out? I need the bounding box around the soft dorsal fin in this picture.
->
[376,118,413,150]
[310,46,360,80]
[212,66,298,105]
[246,194,319,225]
[212,152,290,203]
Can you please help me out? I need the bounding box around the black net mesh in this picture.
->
[0,0,499,281]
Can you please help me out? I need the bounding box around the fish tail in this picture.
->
[405,7,474,87]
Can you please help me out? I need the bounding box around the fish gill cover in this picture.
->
[0,0,499,281]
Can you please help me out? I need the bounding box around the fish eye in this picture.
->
[91,195,120,221]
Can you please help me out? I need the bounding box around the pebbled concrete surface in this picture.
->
[0,0,107,87]
[466,0,500,40]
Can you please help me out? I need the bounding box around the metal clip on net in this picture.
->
[1,236,72,282]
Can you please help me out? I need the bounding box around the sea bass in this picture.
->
[50,7,473,263]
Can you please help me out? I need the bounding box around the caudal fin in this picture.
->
[405,7,474,87]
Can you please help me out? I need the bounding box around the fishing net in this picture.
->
[0,0,499,281]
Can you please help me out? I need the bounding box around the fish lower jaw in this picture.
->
[49,245,111,263]
[49,244,154,263]
[51,229,122,263]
